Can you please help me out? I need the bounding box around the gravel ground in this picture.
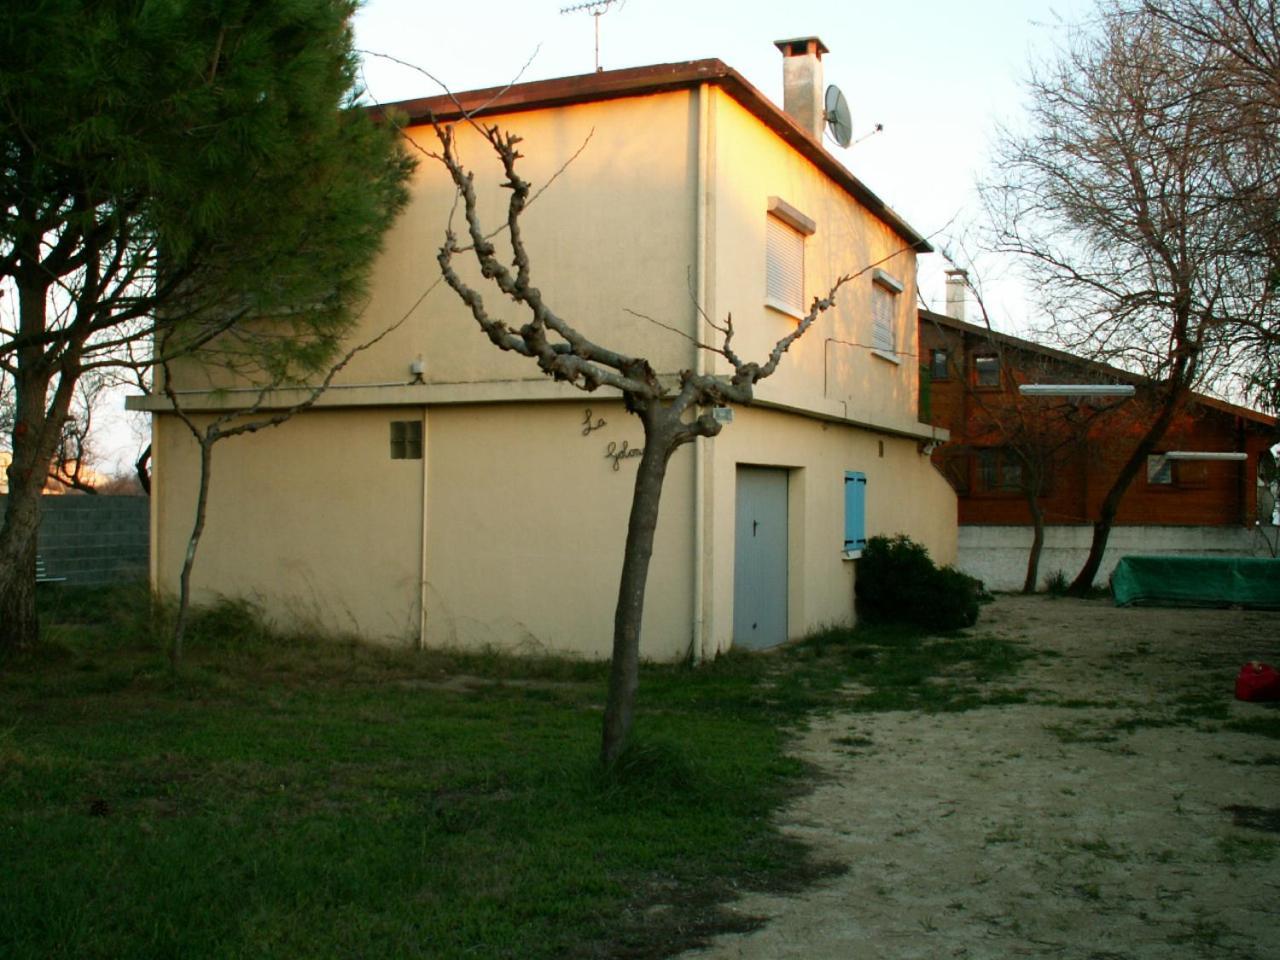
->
[678,594,1280,960]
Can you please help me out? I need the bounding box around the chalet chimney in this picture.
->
[773,36,828,140]
[945,269,968,322]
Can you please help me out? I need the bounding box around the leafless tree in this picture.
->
[157,287,423,672]
[430,121,903,766]
[1141,0,1280,404]
[984,0,1279,594]
[926,278,1133,593]
[2,362,111,494]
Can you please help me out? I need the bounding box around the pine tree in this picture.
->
[0,0,414,652]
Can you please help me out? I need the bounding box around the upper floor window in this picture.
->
[929,348,950,381]
[765,197,816,319]
[871,269,903,358]
[1147,455,1209,488]
[974,354,1000,388]
[977,447,1024,493]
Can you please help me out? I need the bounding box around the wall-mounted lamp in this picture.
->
[1148,450,1249,477]
[409,358,425,385]
[1162,451,1248,461]
[1018,384,1136,397]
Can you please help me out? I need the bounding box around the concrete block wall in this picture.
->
[957,524,1279,592]
[0,495,150,584]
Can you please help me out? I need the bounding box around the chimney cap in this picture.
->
[774,37,829,58]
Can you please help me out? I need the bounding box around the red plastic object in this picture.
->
[1235,662,1280,702]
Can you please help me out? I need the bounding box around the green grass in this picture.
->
[0,587,1031,960]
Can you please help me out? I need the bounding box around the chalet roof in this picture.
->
[919,309,1279,432]
[374,59,931,253]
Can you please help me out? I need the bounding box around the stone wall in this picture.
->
[0,495,150,584]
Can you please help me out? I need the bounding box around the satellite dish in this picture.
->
[824,84,852,148]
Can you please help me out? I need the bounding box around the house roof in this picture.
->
[919,309,1279,432]
[374,59,932,253]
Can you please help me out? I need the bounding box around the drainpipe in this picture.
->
[418,407,429,650]
[692,82,711,663]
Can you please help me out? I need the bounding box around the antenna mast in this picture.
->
[559,0,623,72]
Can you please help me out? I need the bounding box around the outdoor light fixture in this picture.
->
[409,358,425,384]
[1018,384,1137,397]
[1163,451,1248,461]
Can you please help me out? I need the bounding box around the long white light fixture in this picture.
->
[1162,451,1248,461]
[1018,384,1137,397]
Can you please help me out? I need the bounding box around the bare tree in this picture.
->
[985,0,1279,594]
[923,274,1133,593]
[430,121,902,765]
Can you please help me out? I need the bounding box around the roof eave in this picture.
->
[919,309,1278,430]
[373,59,931,253]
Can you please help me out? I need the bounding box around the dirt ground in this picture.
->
[677,594,1280,960]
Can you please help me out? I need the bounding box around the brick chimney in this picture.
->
[945,269,968,322]
[774,37,828,140]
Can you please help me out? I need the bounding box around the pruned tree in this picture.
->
[431,121,879,765]
[0,0,414,652]
[984,0,1279,594]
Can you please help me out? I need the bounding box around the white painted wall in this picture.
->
[958,524,1280,591]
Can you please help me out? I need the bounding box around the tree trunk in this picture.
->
[1068,385,1186,595]
[0,530,38,656]
[1023,493,1045,594]
[600,420,672,767]
[0,282,61,653]
[172,435,215,671]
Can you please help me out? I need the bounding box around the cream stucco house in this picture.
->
[135,38,956,660]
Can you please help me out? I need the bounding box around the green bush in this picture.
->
[1044,569,1070,596]
[855,534,980,631]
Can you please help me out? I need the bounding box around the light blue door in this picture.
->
[734,467,789,650]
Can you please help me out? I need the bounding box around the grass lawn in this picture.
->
[0,586,1027,959]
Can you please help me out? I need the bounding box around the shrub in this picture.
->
[855,534,980,631]
[1044,569,1069,596]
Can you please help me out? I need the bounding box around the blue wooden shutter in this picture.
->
[844,471,867,552]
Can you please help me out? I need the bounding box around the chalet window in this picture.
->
[929,348,950,381]
[975,354,1000,388]
[977,448,1023,492]
[1147,454,1172,485]
[765,197,815,319]
[1146,455,1208,488]
[390,420,423,460]
[871,269,903,358]
[843,471,867,556]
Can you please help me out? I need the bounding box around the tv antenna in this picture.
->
[560,0,624,72]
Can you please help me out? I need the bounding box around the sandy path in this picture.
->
[679,595,1280,960]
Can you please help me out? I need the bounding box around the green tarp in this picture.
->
[1111,555,1280,609]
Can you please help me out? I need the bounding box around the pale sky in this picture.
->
[353,0,1098,323]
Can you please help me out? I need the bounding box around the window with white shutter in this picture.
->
[766,216,804,317]
[871,269,904,359]
[764,197,816,320]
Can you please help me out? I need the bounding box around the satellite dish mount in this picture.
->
[824,85,853,148]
